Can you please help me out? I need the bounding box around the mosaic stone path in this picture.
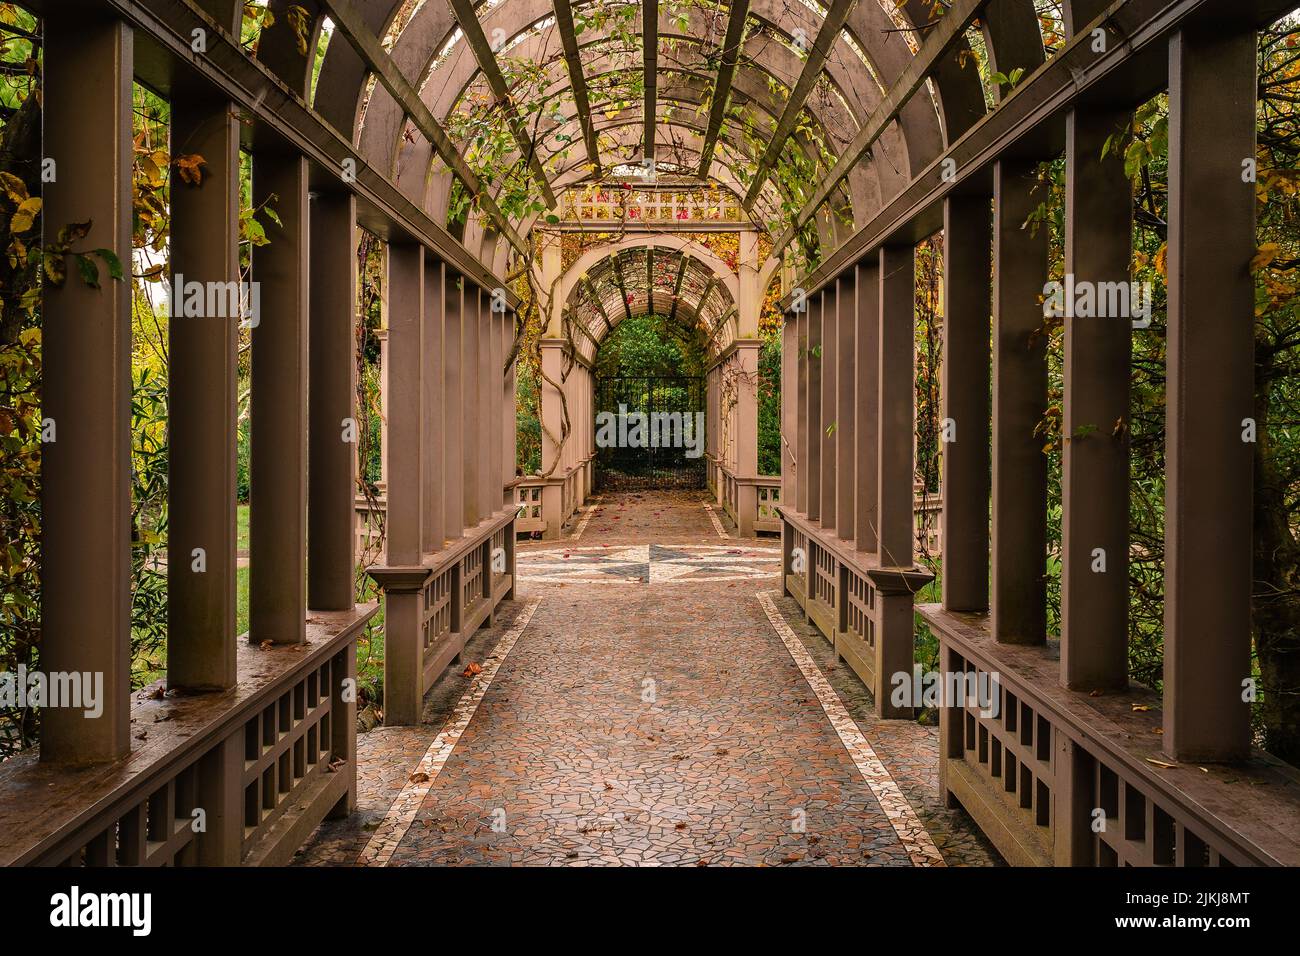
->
[295,490,998,867]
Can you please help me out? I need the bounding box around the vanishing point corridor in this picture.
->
[298,491,995,867]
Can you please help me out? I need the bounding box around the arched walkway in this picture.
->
[5,0,1300,874]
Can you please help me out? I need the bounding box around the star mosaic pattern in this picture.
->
[517,543,781,585]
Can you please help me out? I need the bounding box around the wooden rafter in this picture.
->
[553,0,602,175]
[771,0,988,254]
[643,0,658,162]
[740,0,855,210]
[646,247,655,315]
[667,256,687,322]
[581,275,615,337]
[447,0,558,208]
[319,0,528,252]
[696,0,751,176]
[611,253,634,324]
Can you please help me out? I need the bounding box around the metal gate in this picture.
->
[594,375,706,490]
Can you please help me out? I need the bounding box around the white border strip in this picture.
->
[570,497,600,540]
[358,598,542,866]
[756,591,946,867]
[703,502,728,538]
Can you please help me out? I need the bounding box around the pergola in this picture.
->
[4,0,1300,869]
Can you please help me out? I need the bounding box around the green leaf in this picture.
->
[75,254,100,289]
[93,248,124,280]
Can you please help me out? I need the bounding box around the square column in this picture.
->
[167,86,239,690]
[382,243,426,726]
[1061,107,1132,692]
[308,192,359,611]
[443,274,465,539]
[854,259,880,553]
[835,274,857,541]
[422,260,446,552]
[877,245,915,567]
[941,195,992,611]
[992,161,1050,644]
[40,17,134,763]
[249,153,309,645]
[1163,26,1257,761]
[819,286,837,531]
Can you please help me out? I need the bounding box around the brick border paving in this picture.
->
[357,599,541,866]
[756,590,945,866]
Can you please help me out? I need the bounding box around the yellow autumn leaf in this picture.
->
[1251,242,1281,272]
[9,197,41,234]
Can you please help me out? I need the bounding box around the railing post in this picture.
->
[1163,25,1257,761]
[941,195,992,611]
[383,243,425,725]
[195,733,244,865]
[250,152,309,644]
[835,273,856,542]
[308,191,359,611]
[40,16,134,762]
[329,643,359,817]
[992,160,1050,644]
[1061,106,1132,693]
[167,88,240,689]
[854,259,880,553]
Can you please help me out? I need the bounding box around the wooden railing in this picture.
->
[0,606,376,866]
[513,458,593,538]
[780,509,932,718]
[369,510,517,703]
[558,183,745,229]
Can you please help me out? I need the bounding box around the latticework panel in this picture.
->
[240,656,336,853]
